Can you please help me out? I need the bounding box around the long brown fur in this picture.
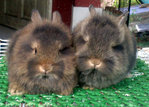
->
[72,5,136,89]
[7,10,77,95]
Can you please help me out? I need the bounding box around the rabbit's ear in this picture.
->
[89,4,96,16]
[118,12,129,25]
[52,11,62,23]
[31,10,42,22]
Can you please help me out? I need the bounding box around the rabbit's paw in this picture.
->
[83,86,94,90]
[8,87,25,95]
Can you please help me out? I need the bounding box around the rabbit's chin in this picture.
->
[34,73,59,81]
[81,68,99,75]
[80,65,115,76]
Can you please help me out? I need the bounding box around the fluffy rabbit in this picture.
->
[7,10,77,95]
[73,5,136,89]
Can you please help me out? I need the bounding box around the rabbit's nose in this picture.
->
[89,59,102,68]
[39,66,46,73]
[39,65,53,73]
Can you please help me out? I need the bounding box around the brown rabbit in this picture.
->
[73,5,136,89]
[7,10,77,95]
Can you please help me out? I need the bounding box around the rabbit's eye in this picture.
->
[59,47,69,54]
[78,37,87,45]
[78,56,88,59]
[34,48,37,54]
[112,44,123,51]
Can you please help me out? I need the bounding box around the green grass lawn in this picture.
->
[113,0,141,8]
[0,57,149,106]
[136,34,149,48]
[137,41,149,47]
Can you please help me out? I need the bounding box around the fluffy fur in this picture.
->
[73,5,136,89]
[7,10,77,95]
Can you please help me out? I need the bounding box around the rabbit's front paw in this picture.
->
[83,86,94,90]
[8,86,25,95]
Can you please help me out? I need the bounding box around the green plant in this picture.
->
[113,0,140,8]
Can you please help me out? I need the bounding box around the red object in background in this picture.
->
[52,0,73,27]
[74,0,101,7]
[52,0,101,27]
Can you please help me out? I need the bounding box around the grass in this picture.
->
[113,0,141,8]
[136,33,149,48]
[0,58,149,106]
[137,41,149,47]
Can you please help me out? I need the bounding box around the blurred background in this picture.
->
[0,0,149,48]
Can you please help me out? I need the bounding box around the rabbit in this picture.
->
[72,5,137,89]
[7,10,77,95]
